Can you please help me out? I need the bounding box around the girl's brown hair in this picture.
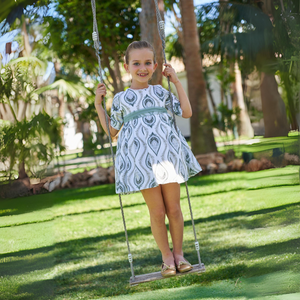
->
[124,41,156,64]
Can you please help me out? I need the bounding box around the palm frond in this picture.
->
[8,56,47,73]
[203,30,272,60]
[35,79,91,99]
[0,0,48,29]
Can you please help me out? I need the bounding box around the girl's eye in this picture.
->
[146,62,152,65]
[133,63,139,66]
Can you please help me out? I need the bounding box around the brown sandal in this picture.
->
[175,260,193,273]
[161,262,176,277]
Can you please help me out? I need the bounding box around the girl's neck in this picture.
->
[129,81,150,90]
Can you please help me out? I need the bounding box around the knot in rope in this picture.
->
[92,31,98,42]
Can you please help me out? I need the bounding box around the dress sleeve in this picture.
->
[110,93,123,130]
[164,88,183,117]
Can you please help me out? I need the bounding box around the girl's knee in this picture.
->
[150,208,166,223]
[166,205,182,219]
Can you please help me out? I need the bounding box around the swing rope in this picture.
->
[91,0,135,279]
[153,0,202,267]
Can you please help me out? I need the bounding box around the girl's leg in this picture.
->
[161,183,187,265]
[141,185,175,267]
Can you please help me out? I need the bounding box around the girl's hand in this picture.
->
[162,63,180,84]
[95,83,107,105]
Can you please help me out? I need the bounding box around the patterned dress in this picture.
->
[110,85,202,195]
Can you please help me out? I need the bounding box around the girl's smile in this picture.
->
[124,48,158,89]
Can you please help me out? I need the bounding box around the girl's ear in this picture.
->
[153,62,158,72]
[124,63,129,73]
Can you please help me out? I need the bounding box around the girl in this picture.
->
[95,41,202,277]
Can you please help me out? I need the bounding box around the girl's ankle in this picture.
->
[162,252,175,265]
[172,250,183,257]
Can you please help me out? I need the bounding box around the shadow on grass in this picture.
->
[1,166,299,219]
[187,175,246,187]
[0,251,55,277]
[16,280,56,300]
[1,222,299,298]
[0,184,116,217]
[244,171,298,182]
[1,175,238,218]
[3,235,299,299]
[186,200,300,226]
[50,237,299,298]
[181,184,299,203]
[47,250,247,298]
[3,183,299,229]
[200,237,300,268]
[0,201,145,228]
[1,200,299,261]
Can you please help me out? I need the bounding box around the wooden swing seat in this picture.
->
[130,263,205,285]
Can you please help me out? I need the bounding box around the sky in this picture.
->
[194,0,215,6]
[165,0,215,34]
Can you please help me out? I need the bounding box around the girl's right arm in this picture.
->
[95,83,119,137]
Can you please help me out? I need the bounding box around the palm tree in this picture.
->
[0,56,63,179]
[233,61,254,137]
[179,0,217,154]
[0,56,47,122]
[36,76,92,148]
[201,2,291,137]
[261,0,300,131]
[257,0,290,137]
[0,111,63,181]
[0,0,46,26]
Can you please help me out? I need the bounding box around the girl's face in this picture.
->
[124,48,158,89]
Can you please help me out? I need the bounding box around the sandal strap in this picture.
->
[177,261,192,268]
[162,262,176,272]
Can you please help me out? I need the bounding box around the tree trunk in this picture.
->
[219,0,229,34]
[260,73,289,137]
[234,62,254,137]
[0,103,15,122]
[180,0,217,154]
[58,94,65,145]
[16,100,27,121]
[258,0,290,136]
[22,19,31,57]
[18,161,28,180]
[207,86,217,115]
[102,50,120,94]
[81,121,93,156]
[113,51,124,91]
[281,72,298,130]
[140,0,164,85]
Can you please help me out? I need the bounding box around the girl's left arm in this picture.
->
[173,81,192,118]
[162,64,192,118]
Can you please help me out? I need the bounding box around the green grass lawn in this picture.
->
[0,166,299,299]
[218,132,300,157]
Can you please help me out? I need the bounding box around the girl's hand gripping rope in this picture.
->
[95,83,107,105]
[162,63,180,85]
[94,83,118,137]
[162,63,192,118]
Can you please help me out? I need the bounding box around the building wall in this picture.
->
[167,68,233,137]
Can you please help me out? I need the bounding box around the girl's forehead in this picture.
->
[129,48,154,61]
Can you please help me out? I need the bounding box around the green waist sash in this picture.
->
[124,107,168,123]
